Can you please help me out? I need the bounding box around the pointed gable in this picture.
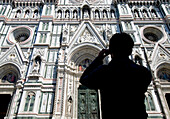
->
[151,43,170,70]
[68,21,107,50]
[0,43,28,69]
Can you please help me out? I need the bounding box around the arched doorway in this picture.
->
[68,45,101,119]
[0,64,20,118]
[77,57,100,119]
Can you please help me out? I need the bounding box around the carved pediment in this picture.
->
[0,43,28,68]
[151,43,170,70]
[68,21,106,50]
[76,29,99,44]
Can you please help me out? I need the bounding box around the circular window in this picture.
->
[144,32,159,42]
[141,26,166,44]
[15,32,30,42]
[143,27,163,42]
[7,26,32,44]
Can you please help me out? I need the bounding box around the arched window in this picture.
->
[145,93,156,111]
[24,92,36,112]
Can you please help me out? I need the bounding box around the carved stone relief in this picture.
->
[33,48,45,57]
[77,29,97,44]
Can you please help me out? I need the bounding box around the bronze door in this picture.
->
[78,86,100,119]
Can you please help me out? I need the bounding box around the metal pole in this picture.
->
[137,26,166,118]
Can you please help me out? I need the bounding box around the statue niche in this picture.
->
[82,5,90,19]
[32,56,41,73]
[33,10,39,18]
[25,10,30,18]
[15,10,21,18]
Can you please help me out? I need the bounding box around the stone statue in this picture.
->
[67,96,73,114]
[25,11,29,18]
[103,11,107,18]
[32,57,41,73]
[111,11,115,18]
[84,10,89,18]
[16,11,21,18]
[151,11,157,18]
[73,11,77,18]
[95,12,99,18]
[65,12,69,18]
[57,11,62,18]
[32,61,40,73]
[33,11,38,18]
[143,10,148,18]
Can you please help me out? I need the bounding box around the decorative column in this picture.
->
[6,80,23,119]
[155,81,170,119]
[53,48,66,119]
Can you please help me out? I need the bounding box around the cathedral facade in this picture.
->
[0,0,169,119]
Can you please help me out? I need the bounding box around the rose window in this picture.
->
[141,26,167,44]
[7,26,32,44]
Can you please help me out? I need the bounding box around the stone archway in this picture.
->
[68,45,99,65]
[0,64,21,118]
[156,63,170,82]
[0,64,20,84]
[67,45,102,119]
